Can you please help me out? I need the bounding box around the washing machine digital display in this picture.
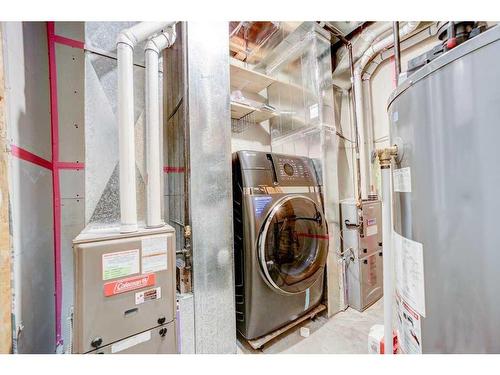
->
[253,196,273,215]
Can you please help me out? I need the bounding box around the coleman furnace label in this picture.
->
[135,287,162,305]
[102,249,140,280]
[141,236,168,273]
[103,273,156,297]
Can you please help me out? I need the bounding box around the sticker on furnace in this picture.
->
[141,236,169,273]
[135,287,162,305]
[103,273,156,297]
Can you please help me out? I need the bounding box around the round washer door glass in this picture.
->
[259,196,328,294]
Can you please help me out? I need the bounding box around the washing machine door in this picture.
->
[258,195,328,294]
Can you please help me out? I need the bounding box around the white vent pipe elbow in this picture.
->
[116,22,173,233]
[353,21,419,198]
[145,27,177,228]
[117,22,171,47]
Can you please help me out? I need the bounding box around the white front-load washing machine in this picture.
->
[232,150,328,340]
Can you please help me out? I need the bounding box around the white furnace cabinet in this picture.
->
[72,226,177,354]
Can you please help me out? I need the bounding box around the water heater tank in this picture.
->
[388,25,500,353]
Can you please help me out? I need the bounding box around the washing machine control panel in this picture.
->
[275,155,315,185]
[235,151,319,188]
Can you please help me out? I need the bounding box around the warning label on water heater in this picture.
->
[393,231,426,316]
[393,167,412,192]
[396,292,422,354]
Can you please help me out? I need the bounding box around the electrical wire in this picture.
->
[375,135,389,143]
[336,130,355,143]
[167,96,184,122]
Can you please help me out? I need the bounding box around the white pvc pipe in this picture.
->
[121,22,171,47]
[353,22,420,198]
[117,42,137,233]
[116,22,172,233]
[145,27,176,228]
[381,165,394,354]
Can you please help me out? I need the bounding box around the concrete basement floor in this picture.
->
[237,299,384,354]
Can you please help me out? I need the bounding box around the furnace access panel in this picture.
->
[341,199,383,312]
[73,226,177,354]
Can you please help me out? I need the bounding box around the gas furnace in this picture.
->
[72,226,177,354]
[341,199,383,312]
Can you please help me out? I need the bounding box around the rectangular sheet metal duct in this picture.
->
[268,23,344,316]
[165,22,236,354]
